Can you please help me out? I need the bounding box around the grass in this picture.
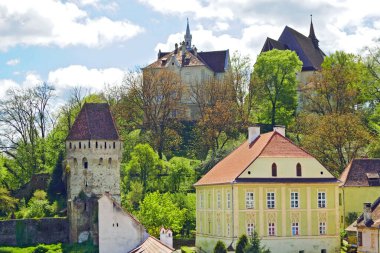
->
[0,243,98,253]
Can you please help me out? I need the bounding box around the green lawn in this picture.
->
[0,243,98,253]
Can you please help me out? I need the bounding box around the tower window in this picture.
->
[296,163,302,177]
[104,142,107,149]
[83,157,88,169]
[108,158,112,167]
[88,141,91,148]
[99,158,103,165]
[96,142,98,148]
[79,142,81,149]
[69,142,72,149]
[272,163,277,177]
[113,142,116,149]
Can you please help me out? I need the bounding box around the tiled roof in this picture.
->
[146,49,228,73]
[129,236,174,253]
[194,131,318,186]
[261,26,325,71]
[339,159,380,187]
[66,103,119,141]
[356,197,380,228]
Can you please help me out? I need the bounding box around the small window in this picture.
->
[227,223,230,236]
[104,142,107,149]
[99,158,103,165]
[79,142,81,149]
[358,232,363,246]
[226,192,231,209]
[88,141,91,148]
[217,192,221,209]
[296,163,302,177]
[321,250,326,253]
[267,192,275,209]
[246,192,254,209]
[291,222,299,236]
[113,142,116,149]
[96,142,98,148]
[247,223,254,236]
[291,192,299,208]
[272,163,277,177]
[319,222,326,235]
[199,194,204,208]
[83,157,88,169]
[339,193,342,206]
[208,193,211,209]
[108,158,112,167]
[69,142,72,149]
[73,158,78,168]
[318,192,326,208]
[268,222,276,236]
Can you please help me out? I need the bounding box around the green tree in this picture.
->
[170,193,196,236]
[213,240,227,253]
[136,191,186,237]
[0,187,18,216]
[251,49,302,127]
[124,181,144,211]
[23,190,56,218]
[245,231,271,253]
[236,234,248,253]
[167,157,198,193]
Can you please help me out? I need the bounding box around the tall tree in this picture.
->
[251,49,302,127]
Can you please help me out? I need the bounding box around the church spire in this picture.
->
[184,18,192,50]
[308,14,319,48]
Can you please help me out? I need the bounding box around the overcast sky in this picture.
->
[0,0,379,100]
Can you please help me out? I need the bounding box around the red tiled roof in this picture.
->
[339,159,380,187]
[66,103,119,141]
[129,236,174,253]
[195,131,315,186]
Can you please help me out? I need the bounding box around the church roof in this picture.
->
[146,49,229,73]
[261,24,325,71]
[340,159,380,187]
[66,103,119,141]
[194,131,336,186]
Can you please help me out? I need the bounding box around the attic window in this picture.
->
[272,163,277,177]
[161,58,167,65]
[296,163,302,177]
[366,173,380,186]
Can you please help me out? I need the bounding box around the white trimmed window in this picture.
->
[247,223,255,236]
[246,192,254,209]
[318,192,326,208]
[267,192,275,209]
[290,192,299,208]
[199,194,203,208]
[319,222,326,235]
[291,222,299,236]
[268,222,276,236]
[227,223,230,236]
[217,192,221,209]
[227,192,231,209]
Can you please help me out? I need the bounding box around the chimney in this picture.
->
[193,46,197,57]
[158,49,161,60]
[248,126,260,145]
[363,202,373,227]
[174,43,178,54]
[181,41,186,66]
[273,125,285,136]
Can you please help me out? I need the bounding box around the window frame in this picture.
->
[290,192,299,208]
[247,223,255,236]
[227,192,231,209]
[268,222,276,236]
[291,222,299,236]
[267,192,275,209]
[319,222,326,235]
[246,192,254,209]
[217,191,221,209]
[318,191,326,208]
[296,163,302,177]
[272,163,277,177]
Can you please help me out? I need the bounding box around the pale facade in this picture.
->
[194,127,340,253]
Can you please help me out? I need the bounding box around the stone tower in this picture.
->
[65,103,121,243]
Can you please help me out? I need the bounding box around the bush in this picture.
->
[236,234,248,253]
[214,241,227,253]
[181,246,195,253]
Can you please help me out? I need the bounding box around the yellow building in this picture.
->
[339,159,380,228]
[194,126,340,253]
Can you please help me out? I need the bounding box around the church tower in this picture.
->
[308,15,319,48]
[65,103,122,243]
[184,18,192,49]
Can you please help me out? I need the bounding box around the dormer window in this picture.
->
[272,163,277,177]
[366,173,380,186]
[296,163,302,177]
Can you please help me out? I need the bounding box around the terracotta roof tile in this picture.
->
[339,159,380,187]
[129,236,174,253]
[260,133,313,158]
[356,196,380,228]
[66,103,119,141]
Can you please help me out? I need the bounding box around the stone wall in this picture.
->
[0,217,68,246]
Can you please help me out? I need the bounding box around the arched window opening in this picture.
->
[88,141,91,148]
[83,157,88,169]
[272,163,277,177]
[108,158,112,168]
[79,142,81,149]
[69,142,72,149]
[96,142,98,148]
[296,163,302,177]
[99,158,103,165]
[113,142,116,149]
[104,142,107,149]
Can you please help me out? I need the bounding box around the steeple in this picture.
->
[184,18,192,50]
[308,15,319,48]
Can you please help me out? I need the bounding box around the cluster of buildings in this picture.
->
[62,19,380,253]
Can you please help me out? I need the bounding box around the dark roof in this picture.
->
[147,49,229,73]
[340,159,380,187]
[261,25,325,71]
[198,50,229,73]
[356,196,380,228]
[66,103,119,141]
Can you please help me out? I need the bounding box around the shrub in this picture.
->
[214,241,227,253]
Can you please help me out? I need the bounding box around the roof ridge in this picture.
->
[340,159,353,186]
[148,235,175,251]
[84,103,92,139]
[107,104,120,140]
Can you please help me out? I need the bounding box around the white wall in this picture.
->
[98,195,147,253]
